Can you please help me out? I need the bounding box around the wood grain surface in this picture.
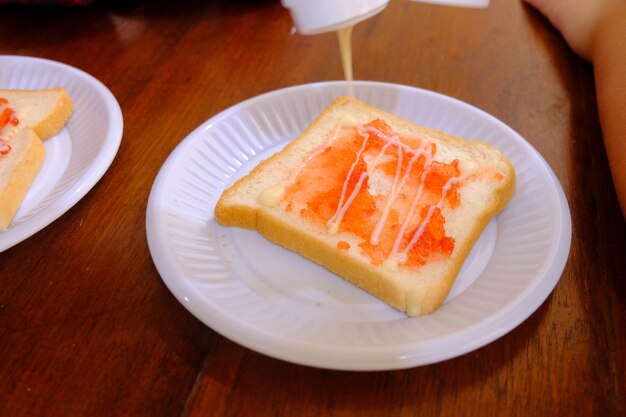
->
[1,0,624,416]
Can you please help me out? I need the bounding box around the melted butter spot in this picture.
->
[382,258,399,273]
[339,114,358,129]
[459,159,476,174]
[258,186,284,207]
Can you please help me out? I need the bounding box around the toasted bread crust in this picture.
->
[215,96,515,316]
[0,88,74,140]
[0,88,74,230]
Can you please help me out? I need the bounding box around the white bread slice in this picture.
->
[0,88,74,140]
[215,97,515,316]
[0,128,45,230]
[0,88,74,231]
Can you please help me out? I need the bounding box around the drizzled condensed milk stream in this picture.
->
[337,26,355,97]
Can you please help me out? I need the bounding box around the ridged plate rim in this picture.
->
[146,81,571,370]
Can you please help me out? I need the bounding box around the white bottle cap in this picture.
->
[282,0,390,35]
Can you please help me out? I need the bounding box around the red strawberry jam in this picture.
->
[283,119,462,269]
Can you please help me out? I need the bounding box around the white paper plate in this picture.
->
[146,81,571,370]
[0,56,123,252]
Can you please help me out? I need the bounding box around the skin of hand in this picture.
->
[523,0,624,61]
[524,0,626,219]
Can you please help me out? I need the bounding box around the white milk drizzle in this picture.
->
[283,118,462,269]
[393,175,463,263]
[388,164,432,262]
[325,123,462,267]
[282,122,347,187]
[327,125,409,233]
[370,140,433,245]
[326,125,372,233]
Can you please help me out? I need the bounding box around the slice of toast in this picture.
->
[215,96,515,316]
[0,88,74,231]
[0,88,74,140]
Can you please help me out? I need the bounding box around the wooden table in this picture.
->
[1,1,625,416]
